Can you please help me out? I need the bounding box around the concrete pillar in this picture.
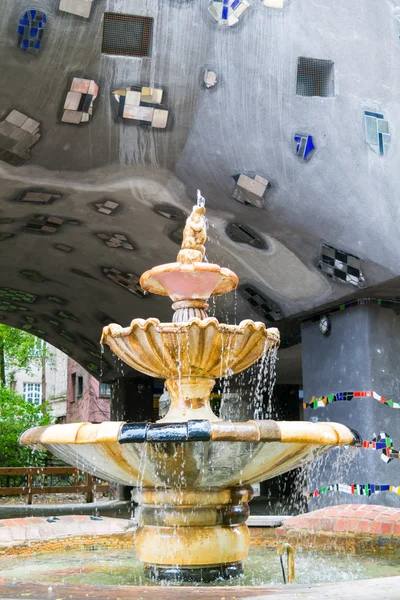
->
[302,304,400,508]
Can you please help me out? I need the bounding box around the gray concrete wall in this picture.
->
[302,304,400,507]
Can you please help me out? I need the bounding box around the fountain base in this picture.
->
[134,486,253,576]
[145,562,244,582]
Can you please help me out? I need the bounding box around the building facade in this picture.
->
[66,358,111,423]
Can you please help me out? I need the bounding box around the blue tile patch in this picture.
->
[294,134,315,160]
[18,9,47,52]
[208,0,249,25]
[364,110,390,156]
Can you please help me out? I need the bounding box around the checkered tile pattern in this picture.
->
[62,78,99,125]
[319,243,364,287]
[240,285,281,322]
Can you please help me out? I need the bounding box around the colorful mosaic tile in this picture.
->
[364,110,390,155]
[0,288,37,303]
[304,390,400,410]
[0,110,41,166]
[319,243,364,287]
[18,9,47,52]
[102,267,145,297]
[113,86,168,129]
[306,298,400,326]
[208,0,249,26]
[306,483,400,499]
[62,78,99,125]
[363,432,400,464]
[294,134,315,160]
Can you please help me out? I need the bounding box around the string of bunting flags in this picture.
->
[303,391,400,410]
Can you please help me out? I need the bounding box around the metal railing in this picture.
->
[0,467,109,504]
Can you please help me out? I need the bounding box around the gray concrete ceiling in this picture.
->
[0,0,399,377]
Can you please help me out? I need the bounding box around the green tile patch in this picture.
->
[60,346,71,355]
[20,269,47,282]
[48,319,60,326]
[304,391,400,410]
[0,232,14,241]
[47,295,66,305]
[0,288,37,303]
[86,362,99,375]
[60,330,74,342]
[0,301,28,312]
[0,218,14,224]
[22,324,46,336]
[57,310,78,322]
[307,483,400,499]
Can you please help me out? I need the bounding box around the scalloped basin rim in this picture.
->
[140,262,239,298]
[101,317,279,342]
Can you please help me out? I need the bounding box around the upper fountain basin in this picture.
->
[101,317,280,379]
[140,262,238,301]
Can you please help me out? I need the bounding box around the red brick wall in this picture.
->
[66,358,110,423]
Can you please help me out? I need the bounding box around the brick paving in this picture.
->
[275,504,400,552]
[0,515,131,552]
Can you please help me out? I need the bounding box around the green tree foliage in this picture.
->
[0,387,52,468]
[0,324,46,387]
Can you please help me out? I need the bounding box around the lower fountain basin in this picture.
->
[2,545,400,587]
[20,420,357,488]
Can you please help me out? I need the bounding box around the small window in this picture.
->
[100,383,112,398]
[102,13,153,57]
[296,57,334,97]
[77,375,84,398]
[23,382,41,404]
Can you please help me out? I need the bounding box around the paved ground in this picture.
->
[0,578,399,600]
[276,503,400,552]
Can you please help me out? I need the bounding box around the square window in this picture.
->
[102,13,153,57]
[296,57,334,97]
[100,383,112,398]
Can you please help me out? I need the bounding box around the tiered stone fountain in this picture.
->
[20,195,357,582]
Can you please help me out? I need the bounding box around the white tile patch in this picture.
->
[59,0,94,18]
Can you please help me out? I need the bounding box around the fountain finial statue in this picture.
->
[20,197,359,582]
[177,198,207,265]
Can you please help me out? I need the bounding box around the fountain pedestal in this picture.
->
[134,486,253,581]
